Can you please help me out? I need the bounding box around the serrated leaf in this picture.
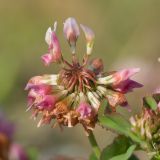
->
[143,96,157,110]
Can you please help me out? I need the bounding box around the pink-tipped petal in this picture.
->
[25,76,43,90]
[80,24,95,43]
[37,95,57,110]
[113,79,143,93]
[112,68,140,85]
[77,103,92,118]
[41,53,54,66]
[80,24,95,55]
[63,17,80,54]
[43,23,62,66]
[27,84,52,109]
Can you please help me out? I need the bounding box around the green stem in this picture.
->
[88,131,101,159]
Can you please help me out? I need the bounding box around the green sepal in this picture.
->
[143,96,157,110]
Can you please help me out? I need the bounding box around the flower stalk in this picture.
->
[88,131,101,159]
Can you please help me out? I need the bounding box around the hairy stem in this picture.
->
[88,131,101,159]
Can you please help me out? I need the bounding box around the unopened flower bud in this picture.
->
[89,58,104,75]
[63,17,80,54]
[80,24,95,55]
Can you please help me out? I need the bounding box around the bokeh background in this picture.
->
[0,0,160,159]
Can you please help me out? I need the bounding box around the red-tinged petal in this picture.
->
[41,53,54,66]
[9,144,29,160]
[37,95,57,110]
[76,102,92,118]
[105,90,128,108]
[25,74,58,90]
[27,84,52,107]
[43,23,61,65]
[112,68,140,85]
[113,79,143,93]
[49,32,62,60]
[32,84,52,95]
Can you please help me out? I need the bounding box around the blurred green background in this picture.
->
[0,0,160,159]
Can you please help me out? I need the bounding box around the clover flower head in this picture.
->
[25,17,142,133]
[130,89,160,152]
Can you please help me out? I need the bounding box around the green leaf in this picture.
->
[99,113,131,137]
[99,114,143,144]
[143,96,157,110]
[110,145,136,160]
[152,154,160,160]
[100,136,136,160]
[90,152,98,160]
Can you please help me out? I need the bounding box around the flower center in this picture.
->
[59,65,96,92]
